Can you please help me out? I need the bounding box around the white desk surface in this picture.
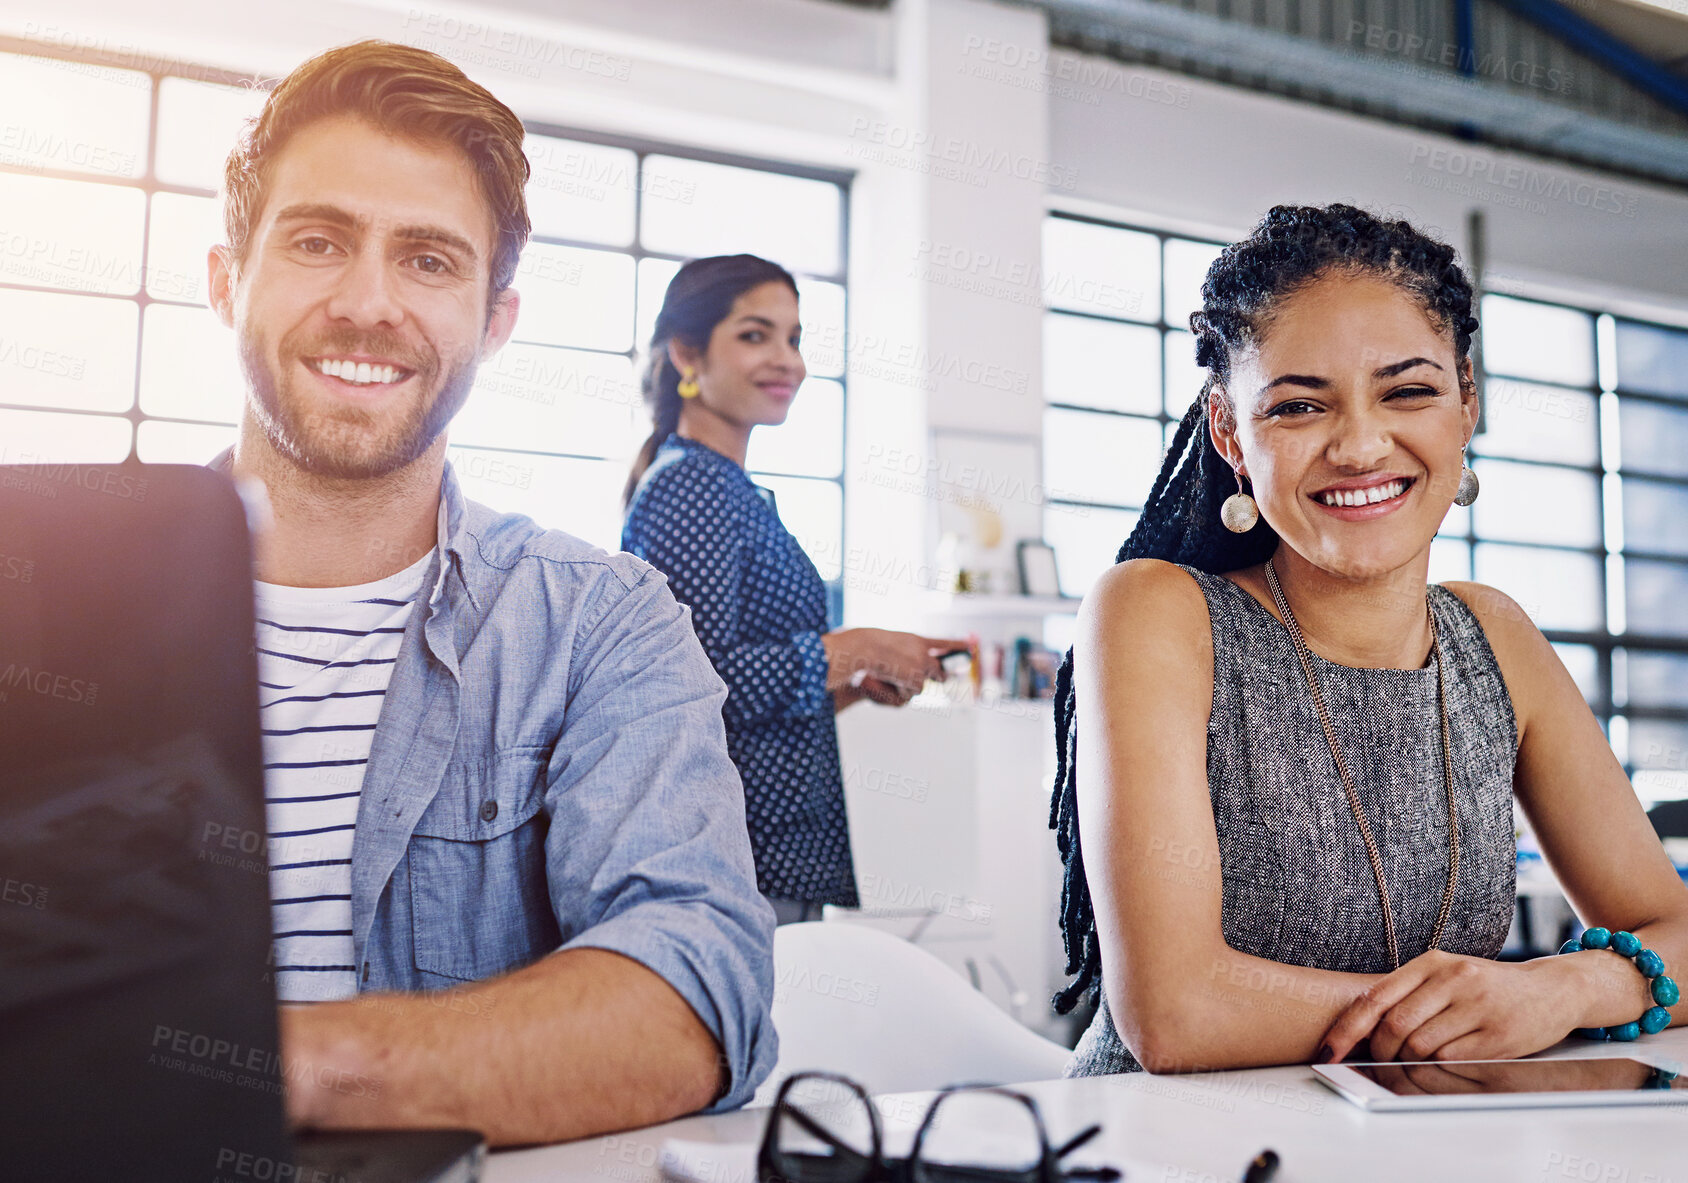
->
[487,1028,1688,1183]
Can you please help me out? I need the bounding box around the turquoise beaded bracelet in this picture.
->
[1556,927,1678,1041]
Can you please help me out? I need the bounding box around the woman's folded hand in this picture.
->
[1317,950,1572,1065]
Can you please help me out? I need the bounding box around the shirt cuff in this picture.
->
[560,907,777,1112]
[788,630,829,717]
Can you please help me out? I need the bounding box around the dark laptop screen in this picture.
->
[0,463,291,1183]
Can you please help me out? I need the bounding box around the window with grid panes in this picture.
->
[1040,212,1688,805]
[1039,214,1223,606]
[1446,294,1688,807]
[0,42,850,606]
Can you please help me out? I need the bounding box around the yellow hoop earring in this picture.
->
[677,369,700,399]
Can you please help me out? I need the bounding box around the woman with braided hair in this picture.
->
[1053,204,1688,1075]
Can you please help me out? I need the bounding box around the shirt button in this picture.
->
[361,961,370,984]
[479,799,499,822]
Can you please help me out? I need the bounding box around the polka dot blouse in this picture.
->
[623,434,859,906]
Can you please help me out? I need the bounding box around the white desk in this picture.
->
[487,1029,1688,1183]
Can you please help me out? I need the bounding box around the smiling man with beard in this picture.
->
[204,41,776,1145]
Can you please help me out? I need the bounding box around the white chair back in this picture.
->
[752,921,1070,1105]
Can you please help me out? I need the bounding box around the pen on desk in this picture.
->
[1240,1149,1279,1183]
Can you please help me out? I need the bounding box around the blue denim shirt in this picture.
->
[224,454,778,1110]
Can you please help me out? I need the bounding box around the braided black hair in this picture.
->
[622,253,798,506]
[1049,203,1481,1014]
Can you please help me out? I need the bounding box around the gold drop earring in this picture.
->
[677,367,700,399]
[1221,468,1259,533]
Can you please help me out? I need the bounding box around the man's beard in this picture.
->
[239,324,477,481]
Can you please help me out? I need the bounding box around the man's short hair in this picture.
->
[223,40,531,298]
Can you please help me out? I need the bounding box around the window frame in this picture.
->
[1040,211,1226,601]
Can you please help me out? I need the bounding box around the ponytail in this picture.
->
[622,348,685,506]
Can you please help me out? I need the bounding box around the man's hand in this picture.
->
[276,948,726,1147]
[1319,950,1572,1064]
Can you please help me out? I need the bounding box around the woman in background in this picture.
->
[1050,205,1687,1074]
[623,254,965,923]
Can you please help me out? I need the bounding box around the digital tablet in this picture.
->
[1312,1057,1687,1112]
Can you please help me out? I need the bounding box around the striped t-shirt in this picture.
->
[256,550,432,1002]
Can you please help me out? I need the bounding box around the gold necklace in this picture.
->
[1262,558,1461,970]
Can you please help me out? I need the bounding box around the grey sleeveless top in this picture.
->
[1067,565,1519,1076]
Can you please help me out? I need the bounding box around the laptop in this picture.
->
[0,462,483,1183]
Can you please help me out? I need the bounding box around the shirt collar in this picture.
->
[432,460,468,610]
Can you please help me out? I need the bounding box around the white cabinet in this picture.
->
[833,693,1071,1042]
